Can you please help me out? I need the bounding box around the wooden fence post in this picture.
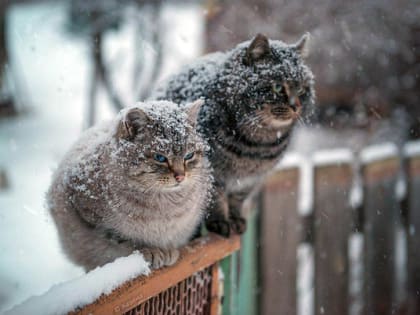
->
[313,152,353,315]
[362,146,399,315]
[260,167,300,315]
[405,142,420,315]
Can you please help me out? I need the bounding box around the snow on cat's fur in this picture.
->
[153,34,315,236]
[47,100,212,270]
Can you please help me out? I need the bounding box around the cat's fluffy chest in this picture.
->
[103,194,203,248]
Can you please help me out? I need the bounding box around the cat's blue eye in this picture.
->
[153,153,167,163]
[184,152,195,160]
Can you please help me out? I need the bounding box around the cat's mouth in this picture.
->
[269,102,301,125]
[267,117,294,128]
[160,179,188,190]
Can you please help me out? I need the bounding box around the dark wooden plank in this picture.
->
[314,163,352,315]
[260,168,300,315]
[363,158,399,315]
[406,155,420,315]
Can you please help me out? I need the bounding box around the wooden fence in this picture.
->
[258,141,420,315]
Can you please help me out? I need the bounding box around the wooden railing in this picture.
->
[72,233,240,315]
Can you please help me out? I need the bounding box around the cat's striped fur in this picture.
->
[152,34,315,236]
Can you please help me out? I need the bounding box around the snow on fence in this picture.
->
[260,140,420,315]
[6,234,240,315]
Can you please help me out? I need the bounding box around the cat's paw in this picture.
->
[206,219,231,237]
[229,216,247,234]
[141,248,180,269]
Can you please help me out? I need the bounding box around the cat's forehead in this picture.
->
[147,109,204,155]
[232,40,307,82]
[147,130,203,156]
[148,112,192,152]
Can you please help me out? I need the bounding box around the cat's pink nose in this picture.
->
[175,174,185,182]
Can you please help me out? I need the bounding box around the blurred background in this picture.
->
[0,0,419,314]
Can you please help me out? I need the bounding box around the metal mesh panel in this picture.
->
[123,267,213,315]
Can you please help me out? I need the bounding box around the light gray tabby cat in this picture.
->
[47,100,211,270]
[153,34,315,236]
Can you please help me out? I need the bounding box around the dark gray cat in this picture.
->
[47,100,212,270]
[152,34,315,236]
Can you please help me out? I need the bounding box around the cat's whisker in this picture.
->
[143,182,159,194]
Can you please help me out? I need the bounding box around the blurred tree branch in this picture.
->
[69,0,166,126]
[0,4,16,117]
[135,0,163,100]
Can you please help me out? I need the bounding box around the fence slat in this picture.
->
[260,168,300,315]
[407,155,420,315]
[363,158,399,315]
[314,164,352,315]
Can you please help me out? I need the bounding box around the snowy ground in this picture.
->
[0,2,203,312]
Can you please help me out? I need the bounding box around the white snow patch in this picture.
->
[4,252,150,315]
[276,152,304,169]
[349,233,363,315]
[360,142,398,164]
[298,158,314,216]
[297,243,314,315]
[349,178,363,210]
[276,152,314,215]
[312,148,353,166]
[395,171,407,201]
[403,140,420,158]
[159,3,204,80]
[349,162,363,209]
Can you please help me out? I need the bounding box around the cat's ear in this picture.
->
[245,33,270,64]
[117,106,151,140]
[186,99,204,127]
[293,32,310,58]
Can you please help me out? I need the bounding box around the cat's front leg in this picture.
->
[227,191,249,234]
[205,185,231,237]
[140,247,180,269]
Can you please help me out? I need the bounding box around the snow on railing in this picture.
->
[277,140,420,212]
[5,234,240,315]
[4,253,150,315]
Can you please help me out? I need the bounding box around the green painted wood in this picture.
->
[220,206,259,315]
[238,208,259,315]
[221,250,239,315]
